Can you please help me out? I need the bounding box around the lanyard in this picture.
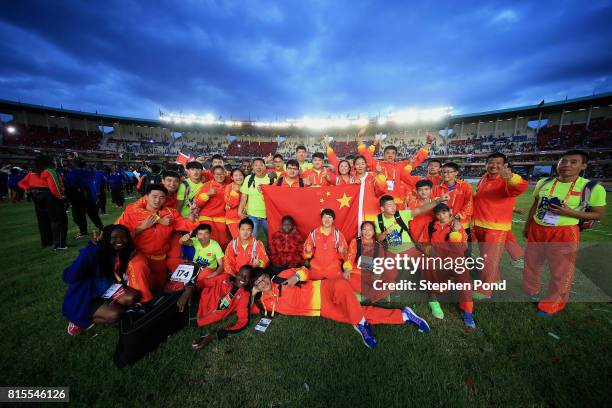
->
[383,163,396,181]
[262,292,277,317]
[548,178,577,204]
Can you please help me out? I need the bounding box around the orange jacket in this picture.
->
[302,168,331,187]
[224,183,241,224]
[303,227,348,280]
[251,267,322,317]
[473,173,528,231]
[433,179,473,228]
[195,179,226,220]
[116,203,198,256]
[18,170,65,199]
[407,197,436,243]
[423,221,467,258]
[326,146,357,176]
[223,236,269,275]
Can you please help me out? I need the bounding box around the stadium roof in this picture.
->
[1,92,611,129]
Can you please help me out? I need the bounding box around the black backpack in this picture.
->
[113,291,190,368]
[377,212,416,246]
[246,173,274,188]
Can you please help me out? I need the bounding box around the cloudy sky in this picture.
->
[1,0,611,120]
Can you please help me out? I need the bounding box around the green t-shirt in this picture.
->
[191,238,224,269]
[240,174,271,218]
[375,209,414,253]
[177,179,203,217]
[299,161,313,171]
[532,177,606,226]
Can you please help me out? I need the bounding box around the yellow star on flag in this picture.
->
[336,193,352,208]
[326,191,331,197]
[319,198,324,203]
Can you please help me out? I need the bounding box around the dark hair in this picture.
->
[361,221,376,231]
[34,155,53,172]
[250,266,269,285]
[186,161,203,170]
[286,159,299,169]
[162,170,180,180]
[211,154,224,162]
[346,154,355,161]
[193,223,212,235]
[486,152,508,163]
[296,145,307,152]
[416,179,433,189]
[211,165,225,174]
[353,155,367,165]
[429,159,442,166]
[281,215,295,225]
[145,184,168,195]
[321,208,336,220]
[433,203,451,214]
[312,152,325,161]
[96,224,134,281]
[562,149,589,163]
[442,162,460,172]
[239,218,254,229]
[383,145,397,153]
[273,154,283,161]
[224,164,233,172]
[252,157,265,165]
[151,164,162,173]
[337,160,351,175]
[379,195,394,206]
[232,168,245,178]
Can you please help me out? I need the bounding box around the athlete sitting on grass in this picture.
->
[62,224,141,336]
[251,267,430,349]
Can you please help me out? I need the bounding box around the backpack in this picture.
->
[276,176,304,187]
[535,177,600,231]
[377,212,416,247]
[113,291,189,368]
[247,174,273,189]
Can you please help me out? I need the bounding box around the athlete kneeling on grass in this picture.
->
[183,265,253,350]
[62,224,141,336]
[250,267,430,349]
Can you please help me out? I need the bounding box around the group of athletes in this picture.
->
[17,128,607,349]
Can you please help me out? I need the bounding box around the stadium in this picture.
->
[1,1,611,407]
[2,93,612,181]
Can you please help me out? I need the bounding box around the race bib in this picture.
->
[386,180,395,191]
[170,264,196,284]
[102,283,122,299]
[536,197,561,225]
[541,211,561,226]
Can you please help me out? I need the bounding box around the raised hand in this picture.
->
[500,164,513,180]
[375,164,383,174]
[439,193,450,202]
[451,220,462,231]
[179,233,191,245]
[138,215,157,231]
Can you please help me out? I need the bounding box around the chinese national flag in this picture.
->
[175,152,194,166]
[262,184,361,242]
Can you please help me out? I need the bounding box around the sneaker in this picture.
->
[402,307,430,333]
[428,301,445,319]
[527,293,540,303]
[54,246,68,251]
[511,258,525,269]
[463,312,476,329]
[353,322,378,349]
[67,322,82,336]
[537,310,553,318]
[472,292,491,301]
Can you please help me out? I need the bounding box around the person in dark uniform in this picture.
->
[18,155,68,250]
[67,158,104,239]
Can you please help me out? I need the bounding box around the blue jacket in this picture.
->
[62,242,118,328]
[108,171,125,189]
[94,171,107,193]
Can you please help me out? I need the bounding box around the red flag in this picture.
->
[262,184,361,242]
[175,151,194,166]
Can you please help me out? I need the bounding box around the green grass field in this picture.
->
[0,190,610,407]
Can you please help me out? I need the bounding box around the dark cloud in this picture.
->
[1,0,611,119]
